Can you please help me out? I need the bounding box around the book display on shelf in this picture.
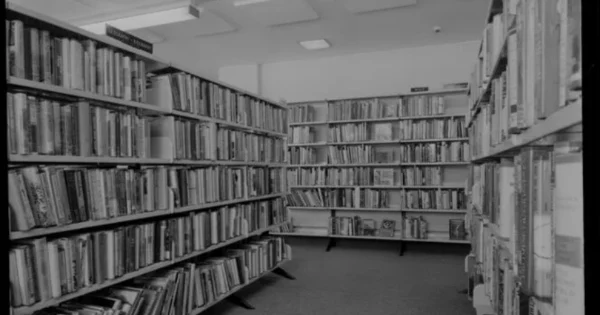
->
[465,1,583,314]
[276,89,472,250]
[6,2,294,314]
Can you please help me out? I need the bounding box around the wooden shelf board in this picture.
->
[287,142,328,147]
[172,160,286,167]
[289,121,328,126]
[471,100,582,162]
[401,209,467,213]
[400,138,469,143]
[8,155,170,165]
[170,111,286,138]
[329,140,400,146]
[172,193,285,214]
[328,117,400,124]
[189,259,289,315]
[399,114,467,120]
[286,207,466,213]
[289,185,464,189]
[7,77,170,114]
[287,88,468,105]
[288,162,469,167]
[10,210,172,240]
[270,232,467,244]
[12,222,288,315]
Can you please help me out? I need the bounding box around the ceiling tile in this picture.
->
[147,9,237,39]
[231,0,319,27]
[339,0,417,14]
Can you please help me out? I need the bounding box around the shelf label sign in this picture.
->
[410,87,429,92]
[105,24,153,54]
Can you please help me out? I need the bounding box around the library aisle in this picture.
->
[204,238,473,315]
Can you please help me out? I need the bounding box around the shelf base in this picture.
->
[227,295,255,310]
[272,267,296,280]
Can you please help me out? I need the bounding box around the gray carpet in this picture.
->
[204,237,476,315]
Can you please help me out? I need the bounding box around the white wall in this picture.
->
[219,40,479,103]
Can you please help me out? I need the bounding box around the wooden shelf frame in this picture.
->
[12,221,289,315]
[286,206,467,214]
[269,232,469,244]
[288,114,466,126]
[287,162,470,167]
[289,185,465,189]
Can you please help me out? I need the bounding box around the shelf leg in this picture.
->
[399,241,405,256]
[326,238,336,251]
[273,267,296,280]
[227,295,255,310]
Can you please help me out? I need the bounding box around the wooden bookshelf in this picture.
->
[7,2,291,313]
[269,232,469,244]
[284,90,471,246]
[12,222,288,315]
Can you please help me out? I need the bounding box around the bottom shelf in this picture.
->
[269,231,469,244]
[190,259,289,315]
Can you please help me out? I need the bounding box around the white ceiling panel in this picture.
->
[146,10,237,39]
[339,0,417,14]
[229,0,319,27]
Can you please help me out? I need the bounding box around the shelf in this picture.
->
[172,160,286,167]
[10,210,172,241]
[400,138,469,143]
[189,259,290,315]
[328,117,400,124]
[8,155,171,165]
[12,221,288,315]
[172,193,285,214]
[286,207,466,213]
[287,142,328,147]
[329,140,400,146]
[399,114,467,120]
[289,121,328,126]
[288,162,470,167]
[287,88,468,105]
[7,77,170,115]
[289,185,464,189]
[269,232,469,244]
[471,100,582,162]
[170,110,287,138]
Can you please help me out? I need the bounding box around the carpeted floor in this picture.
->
[204,237,476,315]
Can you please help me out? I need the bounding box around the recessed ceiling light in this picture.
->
[299,39,330,50]
[233,0,270,7]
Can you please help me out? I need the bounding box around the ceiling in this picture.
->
[12,0,488,72]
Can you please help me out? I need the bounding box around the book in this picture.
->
[449,219,466,240]
[379,220,396,237]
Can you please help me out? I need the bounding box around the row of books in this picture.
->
[9,210,288,308]
[286,167,443,187]
[35,236,291,315]
[469,0,581,134]
[328,217,396,237]
[272,221,294,233]
[288,126,317,144]
[402,216,428,239]
[327,99,398,121]
[286,188,390,209]
[9,166,170,232]
[7,93,152,157]
[400,189,466,210]
[328,123,394,143]
[399,96,447,117]
[289,104,318,123]
[8,20,148,102]
[288,147,318,165]
[172,120,286,162]
[148,73,287,133]
[468,141,584,315]
[326,145,377,164]
[8,165,285,232]
[398,142,470,163]
[398,118,467,140]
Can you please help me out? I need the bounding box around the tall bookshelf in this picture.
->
[7,2,293,314]
[270,89,473,252]
[464,0,583,315]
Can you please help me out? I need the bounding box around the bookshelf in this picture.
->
[273,89,472,251]
[7,2,293,314]
[464,0,583,314]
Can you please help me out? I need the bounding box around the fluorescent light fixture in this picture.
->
[299,39,330,50]
[234,0,271,6]
[80,5,202,34]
